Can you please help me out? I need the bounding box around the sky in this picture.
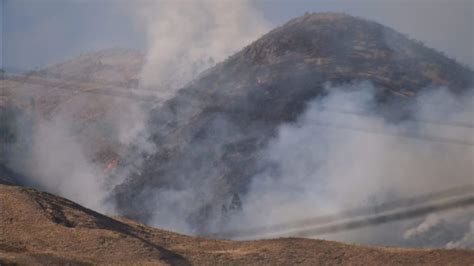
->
[1,0,473,72]
[1,0,4,69]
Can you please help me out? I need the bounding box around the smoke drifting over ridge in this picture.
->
[134,0,269,94]
[223,83,474,247]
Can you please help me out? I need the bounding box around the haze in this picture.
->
[2,0,473,72]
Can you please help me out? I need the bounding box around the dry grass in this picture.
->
[1,184,473,265]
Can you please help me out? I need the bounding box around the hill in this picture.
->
[111,13,473,233]
[1,184,473,265]
[1,12,473,243]
[0,48,146,187]
[34,48,144,87]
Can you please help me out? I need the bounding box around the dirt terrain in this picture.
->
[1,184,473,265]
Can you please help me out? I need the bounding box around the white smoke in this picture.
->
[403,214,442,240]
[402,210,474,248]
[27,116,109,212]
[447,220,474,249]
[134,0,269,95]
[226,82,474,247]
[4,92,150,213]
[4,0,269,217]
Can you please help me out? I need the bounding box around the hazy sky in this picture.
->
[2,0,143,72]
[2,0,473,72]
[1,0,4,69]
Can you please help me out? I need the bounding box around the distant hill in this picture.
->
[1,183,473,265]
[35,48,144,87]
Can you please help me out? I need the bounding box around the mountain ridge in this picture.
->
[112,13,473,233]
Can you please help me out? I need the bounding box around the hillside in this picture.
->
[1,12,473,244]
[1,184,473,265]
[0,48,147,187]
[34,48,144,87]
[111,13,473,233]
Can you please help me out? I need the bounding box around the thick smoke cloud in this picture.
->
[102,0,270,233]
[4,0,269,215]
[134,0,269,95]
[224,82,473,247]
[24,116,109,212]
[4,90,150,213]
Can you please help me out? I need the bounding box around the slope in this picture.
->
[111,13,474,233]
[1,184,474,265]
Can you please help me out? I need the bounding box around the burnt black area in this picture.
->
[111,13,474,233]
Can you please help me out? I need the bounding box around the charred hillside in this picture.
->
[112,13,473,233]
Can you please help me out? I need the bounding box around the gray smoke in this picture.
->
[3,88,151,213]
[133,0,269,94]
[3,0,269,215]
[104,0,270,233]
[223,82,474,247]
[403,214,442,240]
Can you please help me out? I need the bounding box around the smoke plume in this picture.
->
[223,82,473,247]
[134,0,269,94]
[4,0,269,215]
